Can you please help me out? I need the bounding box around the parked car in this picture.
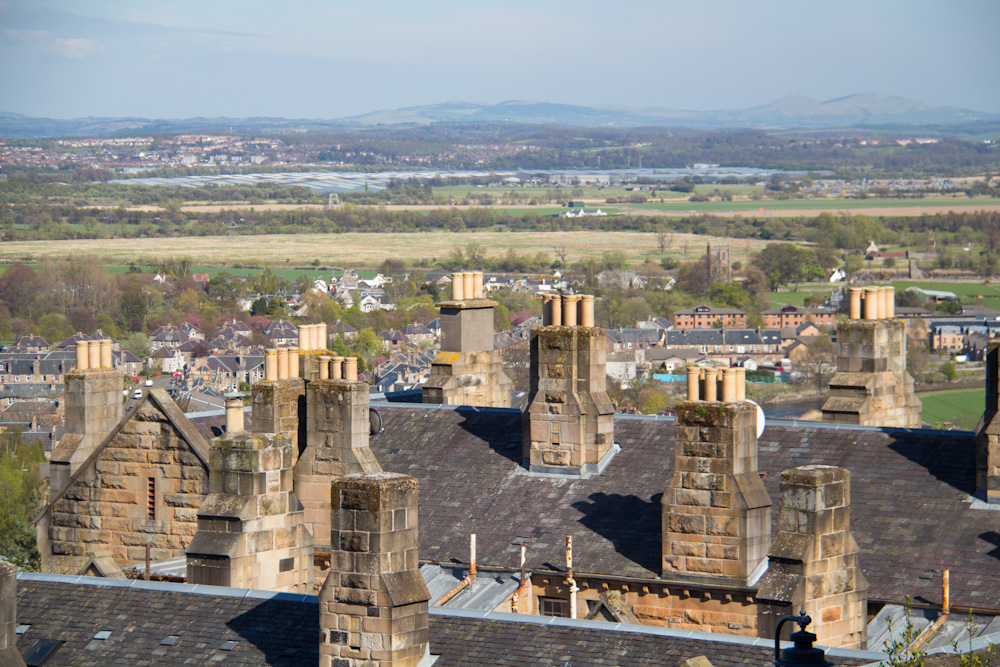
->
[144,379,153,387]
[132,389,143,399]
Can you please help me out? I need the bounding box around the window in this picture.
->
[540,597,570,618]
[147,478,156,520]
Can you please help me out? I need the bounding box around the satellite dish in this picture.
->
[746,400,766,439]
[369,408,384,436]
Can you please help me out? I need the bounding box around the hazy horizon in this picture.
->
[1,0,998,119]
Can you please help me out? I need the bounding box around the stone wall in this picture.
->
[39,399,208,573]
[528,574,759,636]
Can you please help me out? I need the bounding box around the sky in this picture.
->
[1,0,997,119]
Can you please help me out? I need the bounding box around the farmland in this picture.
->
[919,388,986,428]
[0,230,771,269]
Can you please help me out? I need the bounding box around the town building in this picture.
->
[673,305,747,330]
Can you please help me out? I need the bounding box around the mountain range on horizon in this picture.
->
[2,92,998,139]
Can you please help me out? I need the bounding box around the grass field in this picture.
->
[0,231,771,269]
[892,280,1000,311]
[919,388,985,427]
[625,196,1000,214]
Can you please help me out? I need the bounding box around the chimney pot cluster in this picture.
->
[848,286,895,320]
[264,348,356,382]
[451,271,485,300]
[686,366,746,402]
[298,323,328,352]
[541,293,595,327]
[75,340,114,371]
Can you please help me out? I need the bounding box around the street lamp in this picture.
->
[773,609,832,667]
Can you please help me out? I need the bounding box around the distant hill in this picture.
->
[343,94,998,129]
[1,94,997,138]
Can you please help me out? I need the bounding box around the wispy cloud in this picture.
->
[53,37,105,58]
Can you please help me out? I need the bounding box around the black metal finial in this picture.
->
[773,609,834,666]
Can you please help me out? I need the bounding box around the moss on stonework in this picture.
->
[677,401,754,427]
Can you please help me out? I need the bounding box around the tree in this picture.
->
[656,229,670,255]
[122,332,150,358]
[941,361,957,382]
[752,244,823,291]
[0,431,46,570]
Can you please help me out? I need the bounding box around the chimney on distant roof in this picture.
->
[422,270,511,407]
[822,286,919,427]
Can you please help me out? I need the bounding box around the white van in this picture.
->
[132,389,143,399]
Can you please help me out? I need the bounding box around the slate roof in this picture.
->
[0,350,75,375]
[14,575,875,666]
[361,406,1000,611]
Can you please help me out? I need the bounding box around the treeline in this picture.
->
[289,125,1000,176]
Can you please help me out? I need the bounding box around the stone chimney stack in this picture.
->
[49,340,125,496]
[294,372,382,550]
[662,367,771,585]
[252,349,306,452]
[0,562,27,666]
[522,293,615,475]
[186,431,313,592]
[319,473,431,667]
[976,340,1000,504]
[822,286,920,427]
[756,465,868,649]
[422,270,512,407]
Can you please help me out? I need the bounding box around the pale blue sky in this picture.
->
[1,0,997,119]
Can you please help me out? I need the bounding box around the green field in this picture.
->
[627,196,1000,214]
[892,280,1000,311]
[919,388,985,428]
[0,262,364,281]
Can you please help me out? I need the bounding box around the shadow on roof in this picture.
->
[981,531,1000,561]
[572,491,663,574]
[885,428,976,496]
[227,596,319,663]
[454,407,522,466]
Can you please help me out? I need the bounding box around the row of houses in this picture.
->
[671,304,836,330]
